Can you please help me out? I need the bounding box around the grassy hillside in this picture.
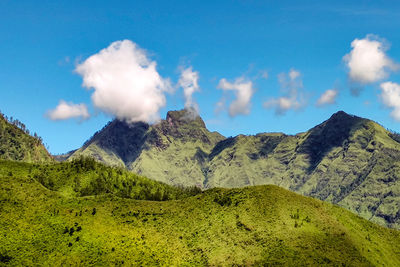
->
[0,112,52,163]
[1,161,399,266]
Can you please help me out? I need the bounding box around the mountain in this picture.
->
[1,161,399,265]
[70,109,224,187]
[0,112,52,162]
[207,111,400,229]
[70,110,400,229]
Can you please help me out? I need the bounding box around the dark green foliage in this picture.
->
[389,131,400,143]
[0,253,12,263]
[69,227,74,236]
[214,194,232,206]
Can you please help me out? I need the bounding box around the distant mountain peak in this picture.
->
[329,110,356,120]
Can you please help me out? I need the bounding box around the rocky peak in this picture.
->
[165,108,206,129]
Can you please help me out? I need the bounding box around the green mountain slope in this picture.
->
[0,113,52,162]
[70,110,400,230]
[1,161,399,266]
[70,109,224,186]
[206,111,400,229]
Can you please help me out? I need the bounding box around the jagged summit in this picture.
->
[165,109,206,129]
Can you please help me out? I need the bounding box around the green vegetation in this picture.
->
[0,112,52,163]
[71,110,400,229]
[0,158,200,201]
[1,160,400,265]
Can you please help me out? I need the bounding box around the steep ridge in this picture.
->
[0,112,52,163]
[70,109,225,186]
[70,110,400,229]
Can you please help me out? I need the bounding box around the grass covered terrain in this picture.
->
[1,160,400,266]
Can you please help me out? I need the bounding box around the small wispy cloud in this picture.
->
[264,68,306,115]
[216,77,254,117]
[316,89,339,106]
[46,100,90,121]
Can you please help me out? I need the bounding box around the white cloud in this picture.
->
[317,89,339,106]
[217,77,254,117]
[379,81,400,121]
[75,40,171,124]
[47,100,89,121]
[263,68,306,115]
[178,66,200,113]
[343,34,399,84]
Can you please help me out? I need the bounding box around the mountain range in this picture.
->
[1,109,400,265]
[69,109,400,229]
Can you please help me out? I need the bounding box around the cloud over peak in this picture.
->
[47,100,89,121]
[75,40,171,124]
[178,66,200,113]
[344,34,399,84]
[217,77,254,117]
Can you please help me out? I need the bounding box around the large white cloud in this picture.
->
[217,77,254,117]
[343,34,399,84]
[264,69,306,115]
[317,89,339,106]
[178,66,200,113]
[75,40,171,123]
[380,82,400,121]
[47,100,89,121]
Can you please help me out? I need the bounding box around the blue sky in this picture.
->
[1,0,400,154]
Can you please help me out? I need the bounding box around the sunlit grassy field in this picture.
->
[1,160,399,266]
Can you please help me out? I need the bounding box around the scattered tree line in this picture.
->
[0,110,44,145]
[30,156,202,201]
